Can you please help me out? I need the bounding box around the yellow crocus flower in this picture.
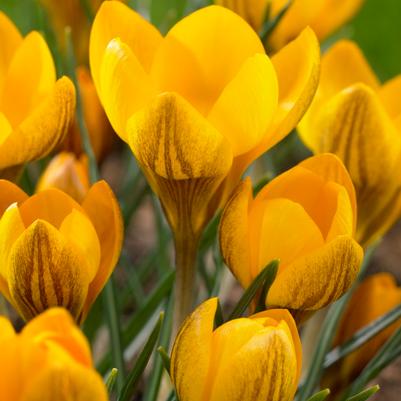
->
[61,66,115,162]
[0,308,108,401]
[36,152,90,202]
[171,298,302,401]
[89,2,319,238]
[220,154,363,319]
[299,40,401,247]
[0,12,75,181]
[0,179,123,322]
[215,0,364,50]
[324,273,401,394]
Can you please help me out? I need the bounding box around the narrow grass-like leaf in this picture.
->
[105,368,119,395]
[157,346,171,376]
[324,303,401,368]
[228,260,279,320]
[260,0,293,43]
[306,389,330,401]
[118,312,164,401]
[345,385,380,401]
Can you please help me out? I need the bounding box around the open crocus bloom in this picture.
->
[0,308,108,401]
[0,179,122,323]
[220,154,363,318]
[0,12,75,181]
[324,273,401,392]
[171,298,302,401]
[90,1,319,237]
[299,41,401,247]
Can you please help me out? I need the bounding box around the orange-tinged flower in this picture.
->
[62,66,115,161]
[0,308,108,401]
[0,11,75,181]
[220,154,363,317]
[299,41,401,247]
[324,273,401,392]
[171,298,302,401]
[90,1,320,238]
[36,152,90,202]
[216,0,364,50]
[0,179,122,322]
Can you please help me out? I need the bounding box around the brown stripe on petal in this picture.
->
[8,220,89,321]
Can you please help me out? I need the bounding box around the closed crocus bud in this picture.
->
[62,66,115,162]
[36,152,90,202]
[90,2,319,324]
[171,298,302,401]
[0,12,75,181]
[220,154,363,320]
[0,308,108,401]
[0,179,122,322]
[323,273,401,393]
[299,41,401,247]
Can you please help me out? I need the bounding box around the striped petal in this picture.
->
[8,220,90,321]
[267,235,363,311]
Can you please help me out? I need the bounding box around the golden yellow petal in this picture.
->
[0,336,21,400]
[207,53,278,156]
[0,77,76,171]
[99,38,156,142]
[81,180,123,319]
[0,179,28,215]
[59,209,101,283]
[219,178,253,287]
[90,0,162,92]
[171,298,218,401]
[210,325,298,401]
[378,74,401,121]
[0,11,22,92]
[151,5,264,113]
[8,220,90,321]
[127,92,232,234]
[0,316,15,341]
[267,235,363,311]
[2,31,56,127]
[22,307,92,367]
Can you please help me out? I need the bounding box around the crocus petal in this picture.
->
[0,337,20,400]
[99,38,156,141]
[219,178,252,287]
[0,204,25,300]
[0,179,28,215]
[0,77,76,171]
[90,0,162,92]
[59,209,101,283]
[210,324,298,401]
[81,180,123,318]
[8,220,90,321]
[231,27,320,184]
[267,235,363,311]
[21,358,108,401]
[21,308,92,367]
[2,31,56,126]
[152,5,264,113]
[171,298,217,401]
[127,92,232,233]
[19,188,84,228]
[0,11,22,91]
[378,75,401,120]
[207,53,278,156]
[0,316,15,341]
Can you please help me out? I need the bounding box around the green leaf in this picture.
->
[228,260,279,320]
[98,271,175,374]
[118,312,165,401]
[150,0,187,32]
[260,0,293,43]
[157,346,171,376]
[306,389,330,401]
[105,368,119,396]
[345,385,380,401]
[324,303,401,368]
